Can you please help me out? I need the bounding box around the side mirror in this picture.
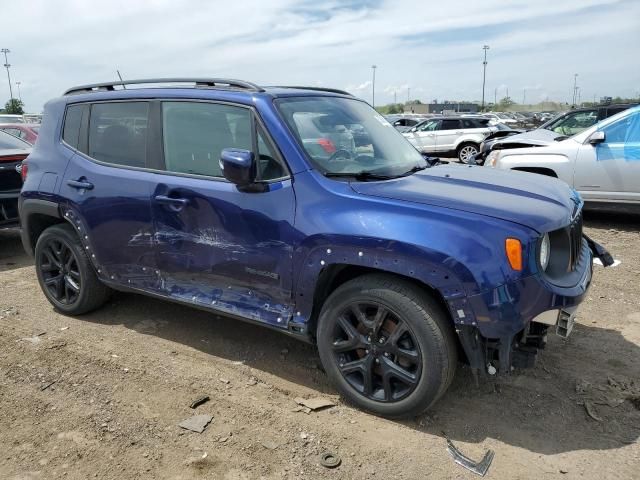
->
[220,148,256,186]
[588,131,605,145]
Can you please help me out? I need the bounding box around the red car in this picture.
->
[0,123,39,145]
[0,130,31,228]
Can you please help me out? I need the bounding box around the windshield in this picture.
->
[543,110,598,135]
[0,129,31,149]
[276,97,425,177]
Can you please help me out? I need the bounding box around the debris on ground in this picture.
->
[261,440,280,450]
[319,452,341,469]
[294,397,336,411]
[178,414,213,433]
[219,377,230,384]
[445,436,494,477]
[189,395,210,409]
[575,376,639,417]
[584,401,603,422]
[40,380,57,391]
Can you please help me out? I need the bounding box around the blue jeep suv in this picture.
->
[19,78,610,417]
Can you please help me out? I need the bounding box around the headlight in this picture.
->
[540,233,550,271]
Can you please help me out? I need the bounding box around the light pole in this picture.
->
[481,45,489,111]
[522,88,526,105]
[407,86,410,103]
[15,81,22,103]
[371,65,377,108]
[572,73,578,107]
[1,48,13,101]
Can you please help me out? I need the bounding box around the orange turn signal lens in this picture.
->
[505,238,523,271]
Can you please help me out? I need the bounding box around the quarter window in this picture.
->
[88,102,149,168]
[162,102,251,177]
[62,104,84,149]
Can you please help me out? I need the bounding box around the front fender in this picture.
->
[290,235,474,334]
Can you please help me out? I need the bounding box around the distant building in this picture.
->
[404,102,479,114]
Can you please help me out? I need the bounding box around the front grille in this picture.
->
[568,212,583,271]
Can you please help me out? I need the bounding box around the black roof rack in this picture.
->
[273,86,353,96]
[63,78,264,95]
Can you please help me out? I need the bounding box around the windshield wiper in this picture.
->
[324,171,395,181]
[397,164,428,177]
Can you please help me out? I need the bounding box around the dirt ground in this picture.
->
[0,212,638,480]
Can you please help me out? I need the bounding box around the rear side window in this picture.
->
[440,119,461,130]
[88,102,149,168]
[161,102,251,177]
[62,105,84,149]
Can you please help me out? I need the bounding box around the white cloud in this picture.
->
[1,0,638,111]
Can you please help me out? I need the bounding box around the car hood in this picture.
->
[350,165,578,233]
[492,128,562,147]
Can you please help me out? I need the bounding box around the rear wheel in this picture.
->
[457,142,479,163]
[35,224,111,315]
[317,274,457,418]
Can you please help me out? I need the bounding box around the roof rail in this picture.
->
[63,78,264,95]
[273,86,353,96]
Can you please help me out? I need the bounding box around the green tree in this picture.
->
[4,98,24,114]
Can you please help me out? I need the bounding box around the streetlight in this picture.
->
[572,73,578,107]
[15,81,22,102]
[371,65,377,108]
[1,48,13,101]
[481,45,489,111]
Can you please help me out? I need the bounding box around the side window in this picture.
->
[62,104,85,149]
[257,126,285,180]
[440,119,461,130]
[601,112,640,144]
[418,120,439,132]
[462,119,478,129]
[88,102,149,168]
[162,102,251,177]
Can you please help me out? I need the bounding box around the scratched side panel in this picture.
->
[150,177,298,328]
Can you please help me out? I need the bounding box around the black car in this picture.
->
[0,130,31,228]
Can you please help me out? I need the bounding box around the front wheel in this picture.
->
[457,143,479,163]
[316,274,457,418]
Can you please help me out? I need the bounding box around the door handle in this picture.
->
[154,195,189,207]
[455,131,464,133]
[67,179,94,190]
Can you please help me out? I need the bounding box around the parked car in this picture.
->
[482,112,519,127]
[0,130,31,228]
[403,116,495,162]
[20,78,610,418]
[0,114,25,124]
[0,123,40,144]
[485,105,640,212]
[468,124,525,165]
[474,104,639,164]
[389,117,422,132]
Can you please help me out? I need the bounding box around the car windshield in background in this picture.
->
[543,110,598,135]
[0,130,31,149]
[0,115,25,123]
[276,97,425,178]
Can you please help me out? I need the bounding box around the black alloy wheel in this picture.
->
[38,238,82,305]
[331,302,422,402]
[34,224,111,315]
[317,274,458,418]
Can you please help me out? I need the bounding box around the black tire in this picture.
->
[317,274,457,418]
[456,142,479,163]
[34,223,111,315]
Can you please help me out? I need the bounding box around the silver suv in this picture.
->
[403,117,495,162]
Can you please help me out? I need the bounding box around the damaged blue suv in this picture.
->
[19,78,611,417]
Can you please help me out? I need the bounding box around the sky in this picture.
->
[1,0,639,112]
